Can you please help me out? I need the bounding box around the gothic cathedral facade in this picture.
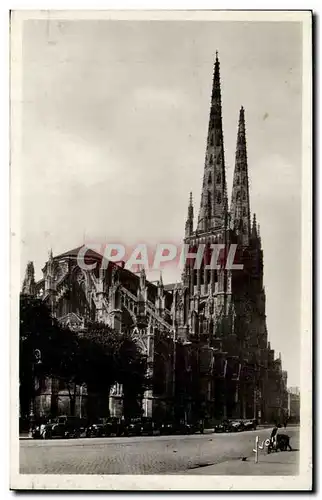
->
[21,54,288,424]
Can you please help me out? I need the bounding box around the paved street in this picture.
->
[20,427,299,475]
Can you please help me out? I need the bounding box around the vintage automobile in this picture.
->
[230,420,245,432]
[140,417,160,436]
[214,419,231,433]
[160,420,197,436]
[123,418,142,436]
[34,416,87,439]
[243,419,257,431]
[174,421,196,435]
[85,417,125,438]
[192,420,205,434]
[105,417,124,437]
[31,422,48,439]
[86,418,108,438]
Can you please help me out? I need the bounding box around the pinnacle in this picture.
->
[159,271,164,288]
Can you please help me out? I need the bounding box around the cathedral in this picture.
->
[21,53,288,424]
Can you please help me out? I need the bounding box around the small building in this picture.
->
[288,387,300,423]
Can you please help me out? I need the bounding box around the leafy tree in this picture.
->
[20,298,148,420]
[19,295,83,417]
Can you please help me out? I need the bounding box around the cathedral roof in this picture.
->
[54,246,103,261]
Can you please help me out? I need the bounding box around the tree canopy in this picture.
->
[20,295,148,418]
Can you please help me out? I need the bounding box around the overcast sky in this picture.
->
[20,19,302,386]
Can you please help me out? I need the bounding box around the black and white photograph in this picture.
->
[10,10,312,490]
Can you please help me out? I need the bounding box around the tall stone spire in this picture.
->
[185,192,194,237]
[22,261,36,295]
[197,52,227,232]
[230,106,251,245]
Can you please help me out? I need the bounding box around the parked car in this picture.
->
[123,418,142,436]
[105,417,124,437]
[36,416,86,439]
[175,421,196,435]
[160,421,175,435]
[230,420,245,432]
[86,418,108,438]
[243,419,257,431]
[140,417,159,436]
[192,420,205,434]
[214,419,231,433]
[160,420,196,436]
[31,423,46,439]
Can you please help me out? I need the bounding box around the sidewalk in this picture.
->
[185,450,299,475]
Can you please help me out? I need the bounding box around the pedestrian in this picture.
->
[270,423,279,452]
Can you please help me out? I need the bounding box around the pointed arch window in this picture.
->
[208,173,212,184]
[210,134,214,146]
[216,152,221,164]
[216,134,221,147]
[209,154,213,165]
[217,191,222,204]
[243,207,247,216]
[242,191,246,201]
[236,191,241,201]
[216,173,221,184]
[236,176,240,185]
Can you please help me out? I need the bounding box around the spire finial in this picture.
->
[215,50,219,60]
[189,191,193,206]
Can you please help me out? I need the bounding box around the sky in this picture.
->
[20,19,302,386]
